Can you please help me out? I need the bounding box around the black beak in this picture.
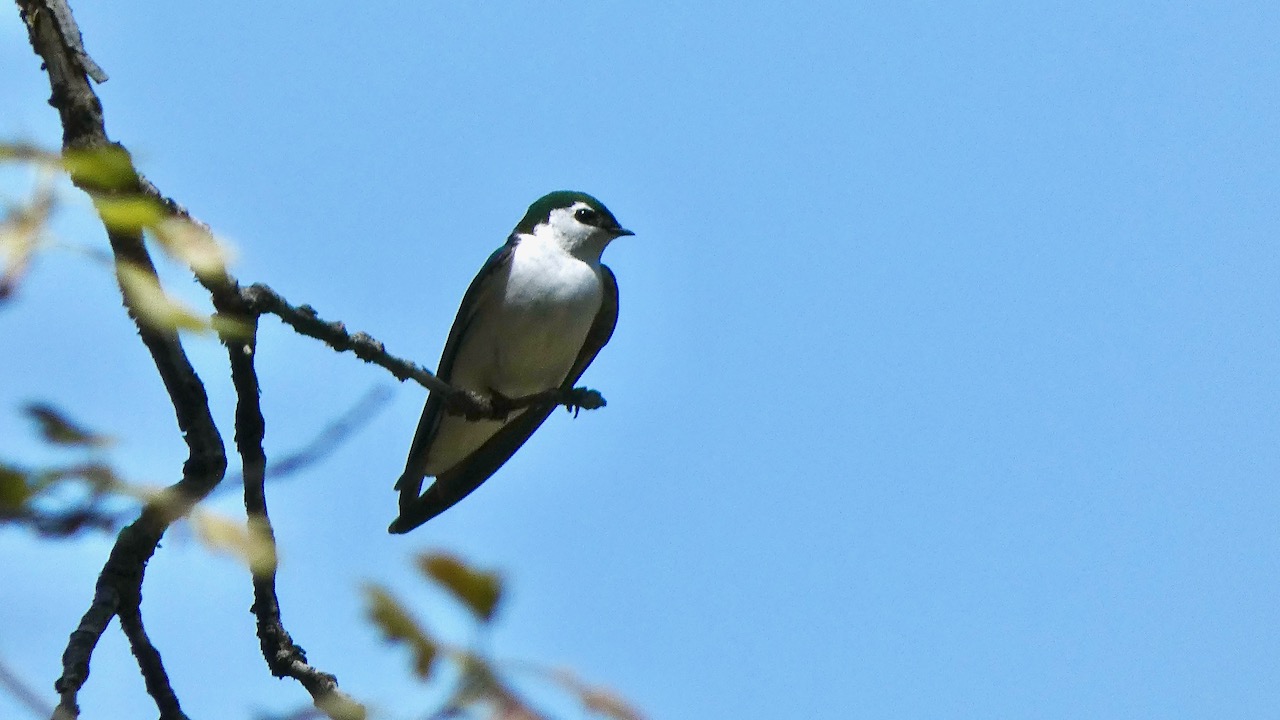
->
[613,227,635,237]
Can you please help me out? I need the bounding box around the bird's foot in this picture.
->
[487,389,516,420]
[444,389,513,421]
[562,387,606,418]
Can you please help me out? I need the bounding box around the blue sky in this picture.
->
[3,2,1279,718]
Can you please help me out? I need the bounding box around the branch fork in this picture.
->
[16,1,604,718]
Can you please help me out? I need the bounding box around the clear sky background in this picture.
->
[3,2,1279,718]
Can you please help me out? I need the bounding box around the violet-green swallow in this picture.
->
[388,191,632,534]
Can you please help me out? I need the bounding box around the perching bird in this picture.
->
[388,191,632,533]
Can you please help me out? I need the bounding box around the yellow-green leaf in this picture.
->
[209,313,256,341]
[192,514,279,576]
[363,584,438,679]
[151,217,235,282]
[63,146,137,191]
[116,261,212,333]
[95,195,165,233]
[417,551,504,623]
[0,464,34,511]
[23,403,113,447]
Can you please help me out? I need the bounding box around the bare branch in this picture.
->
[38,0,106,82]
[15,1,607,717]
[17,2,226,717]
[225,312,366,719]
[239,283,606,420]
[239,283,450,393]
[129,183,607,422]
[118,605,189,720]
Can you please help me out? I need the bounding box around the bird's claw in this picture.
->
[445,389,512,421]
[563,387,606,418]
[487,389,515,420]
[448,387,602,420]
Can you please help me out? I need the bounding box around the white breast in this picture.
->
[421,237,603,474]
[494,238,604,391]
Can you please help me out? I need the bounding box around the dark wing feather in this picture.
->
[388,264,619,533]
[562,264,620,389]
[393,240,516,504]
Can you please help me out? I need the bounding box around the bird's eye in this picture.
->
[574,207,599,225]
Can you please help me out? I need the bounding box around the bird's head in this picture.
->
[513,191,633,260]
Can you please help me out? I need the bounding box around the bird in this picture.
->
[388,191,632,534]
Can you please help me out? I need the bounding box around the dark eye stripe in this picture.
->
[574,207,601,226]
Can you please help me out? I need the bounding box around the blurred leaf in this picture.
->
[417,552,504,623]
[192,514,278,576]
[494,698,545,720]
[62,145,136,191]
[0,464,34,511]
[438,654,537,719]
[312,689,367,720]
[116,261,212,334]
[94,195,165,233]
[363,584,438,679]
[209,313,256,341]
[151,217,235,282]
[551,670,645,720]
[0,179,54,300]
[580,687,644,720]
[23,403,113,447]
[0,142,61,166]
[451,654,503,707]
[32,463,122,497]
[0,460,134,535]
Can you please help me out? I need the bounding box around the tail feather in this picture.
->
[388,469,489,534]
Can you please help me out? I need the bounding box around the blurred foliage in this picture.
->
[115,258,254,339]
[0,142,237,332]
[418,551,504,623]
[61,145,138,192]
[3,402,645,719]
[151,215,234,283]
[194,514,279,577]
[24,402,114,447]
[116,259,219,334]
[0,402,132,535]
[366,555,644,720]
[0,169,53,302]
[2,403,281,578]
[2,405,212,545]
[364,585,440,679]
[2,139,642,720]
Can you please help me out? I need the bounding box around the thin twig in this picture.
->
[207,384,394,498]
[239,283,450,393]
[40,0,106,82]
[240,283,605,419]
[264,385,394,479]
[0,655,55,718]
[131,165,604,421]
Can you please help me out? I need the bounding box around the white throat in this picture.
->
[527,207,615,263]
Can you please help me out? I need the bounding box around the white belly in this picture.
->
[423,241,604,474]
